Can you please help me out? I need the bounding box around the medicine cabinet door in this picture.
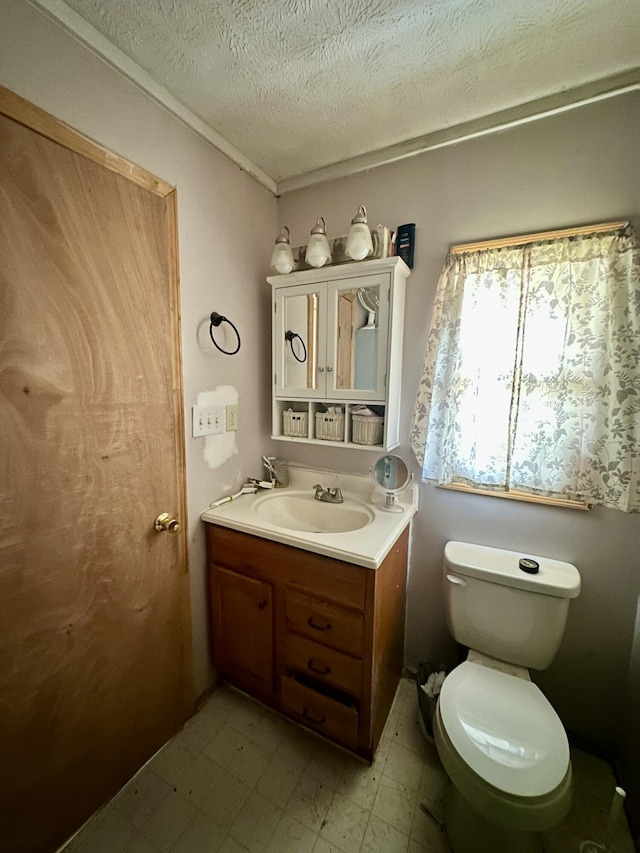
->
[274,282,327,398]
[325,274,390,401]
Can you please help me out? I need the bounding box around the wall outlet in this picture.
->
[226,404,238,431]
[192,404,224,437]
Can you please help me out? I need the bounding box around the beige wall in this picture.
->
[0,0,276,699]
[278,93,640,757]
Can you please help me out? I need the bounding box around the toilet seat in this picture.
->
[438,661,569,798]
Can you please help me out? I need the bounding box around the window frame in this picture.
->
[438,482,590,510]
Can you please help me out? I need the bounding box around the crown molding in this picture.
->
[26,1,639,200]
[277,69,640,195]
[28,0,278,195]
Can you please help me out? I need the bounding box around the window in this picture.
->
[410,222,640,512]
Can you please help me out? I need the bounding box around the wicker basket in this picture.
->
[352,414,384,445]
[315,411,345,441]
[283,409,308,437]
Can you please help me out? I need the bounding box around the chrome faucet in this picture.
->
[314,484,344,504]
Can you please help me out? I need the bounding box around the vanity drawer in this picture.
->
[281,675,358,751]
[285,591,364,657]
[207,525,366,609]
[285,632,362,697]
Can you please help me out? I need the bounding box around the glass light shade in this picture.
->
[270,226,294,274]
[271,242,294,274]
[345,205,373,260]
[305,217,331,268]
[305,233,331,268]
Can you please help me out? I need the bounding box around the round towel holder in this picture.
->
[209,312,241,355]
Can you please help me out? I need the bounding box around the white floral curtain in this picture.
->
[410,228,640,512]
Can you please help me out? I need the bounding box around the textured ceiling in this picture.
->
[55,0,639,185]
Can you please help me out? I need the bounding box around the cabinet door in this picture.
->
[210,566,273,697]
[275,282,327,398]
[325,274,390,400]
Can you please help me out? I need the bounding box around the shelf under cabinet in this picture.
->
[271,433,398,451]
[274,399,392,450]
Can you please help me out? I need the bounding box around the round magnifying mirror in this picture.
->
[370,454,413,512]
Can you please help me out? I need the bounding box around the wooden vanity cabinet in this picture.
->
[206,524,409,760]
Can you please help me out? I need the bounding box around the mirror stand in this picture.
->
[370,454,413,513]
[381,490,406,513]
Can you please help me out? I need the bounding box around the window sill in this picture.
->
[438,482,590,510]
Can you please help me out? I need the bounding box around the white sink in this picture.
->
[253,490,374,534]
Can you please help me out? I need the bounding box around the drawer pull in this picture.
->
[307,659,331,676]
[302,707,326,725]
[307,616,331,631]
[258,600,268,610]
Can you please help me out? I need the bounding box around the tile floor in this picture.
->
[63,677,634,853]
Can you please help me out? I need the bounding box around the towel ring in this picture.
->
[209,312,241,355]
[285,330,307,363]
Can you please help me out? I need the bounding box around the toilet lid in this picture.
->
[438,662,569,797]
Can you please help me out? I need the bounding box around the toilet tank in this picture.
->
[443,541,581,670]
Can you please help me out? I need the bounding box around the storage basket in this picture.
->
[315,411,345,441]
[352,414,384,445]
[283,409,308,437]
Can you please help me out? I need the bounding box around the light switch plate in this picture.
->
[192,405,224,437]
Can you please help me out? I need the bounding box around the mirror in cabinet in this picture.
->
[275,275,389,401]
[331,280,388,397]
[277,282,324,396]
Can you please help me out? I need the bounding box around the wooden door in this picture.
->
[210,566,274,697]
[0,87,192,853]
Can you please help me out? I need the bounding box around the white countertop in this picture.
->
[201,464,417,569]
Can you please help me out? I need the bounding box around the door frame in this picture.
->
[0,83,194,716]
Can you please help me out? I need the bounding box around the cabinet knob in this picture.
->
[326,366,333,373]
[317,367,324,373]
[257,600,268,610]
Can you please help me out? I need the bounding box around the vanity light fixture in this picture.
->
[305,217,332,268]
[270,225,295,274]
[345,205,373,261]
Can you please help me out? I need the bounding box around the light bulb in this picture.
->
[305,217,331,268]
[345,205,373,260]
[270,226,294,274]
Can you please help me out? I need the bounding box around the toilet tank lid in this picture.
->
[444,541,581,598]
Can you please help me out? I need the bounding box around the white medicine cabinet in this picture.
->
[268,256,410,451]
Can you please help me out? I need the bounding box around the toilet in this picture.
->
[433,541,581,853]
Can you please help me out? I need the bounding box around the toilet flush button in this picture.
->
[519,557,540,574]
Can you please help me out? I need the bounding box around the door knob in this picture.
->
[155,513,180,533]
